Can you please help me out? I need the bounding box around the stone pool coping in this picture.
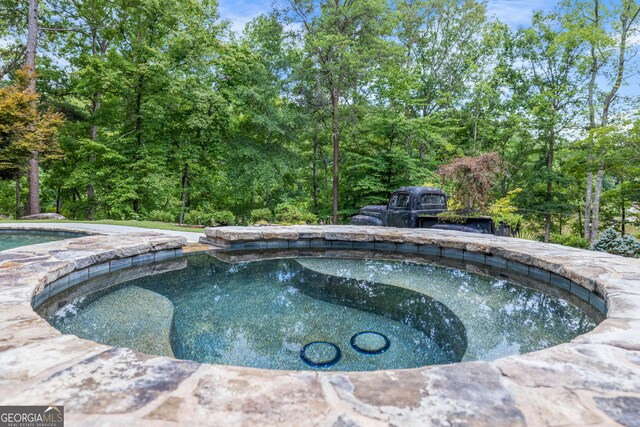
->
[0,224,105,236]
[0,222,203,243]
[0,226,639,425]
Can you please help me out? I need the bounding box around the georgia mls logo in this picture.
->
[44,407,62,417]
[0,405,64,427]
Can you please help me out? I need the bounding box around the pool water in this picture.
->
[42,254,599,371]
[0,230,86,251]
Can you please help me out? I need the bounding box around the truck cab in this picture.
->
[351,187,448,228]
[350,186,496,234]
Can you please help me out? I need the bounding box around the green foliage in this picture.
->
[591,228,640,258]
[495,213,523,229]
[182,210,208,226]
[490,189,524,228]
[275,203,318,225]
[182,209,236,227]
[250,208,273,224]
[549,233,590,249]
[518,229,543,242]
[147,210,176,223]
[208,210,236,227]
[0,69,63,179]
[436,211,474,224]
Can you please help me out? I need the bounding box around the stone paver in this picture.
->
[0,225,638,426]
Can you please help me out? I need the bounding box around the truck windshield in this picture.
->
[421,194,445,209]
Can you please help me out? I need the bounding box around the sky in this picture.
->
[217,0,559,34]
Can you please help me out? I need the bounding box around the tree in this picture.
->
[287,0,393,223]
[0,69,62,216]
[567,0,640,242]
[437,152,505,210]
[516,11,586,242]
[395,0,488,118]
[23,0,41,215]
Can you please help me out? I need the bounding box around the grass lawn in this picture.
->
[0,219,205,233]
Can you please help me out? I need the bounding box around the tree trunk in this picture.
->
[25,0,40,216]
[86,28,109,220]
[590,169,604,242]
[330,82,340,225]
[587,0,600,131]
[25,0,38,94]
[15,176,21,219]
[56,185,61,214]
[601,3,634,127]
[87,93,101,220]
[584,172,593,240]
[312,132,318,212]
[179,163,189,225]
[620,178,625,235]
[136,75,144,146]
[86,180,95,219]
[472,104,479,154]
[27,154,40,215]
[544,133,554,243]
[584,0,599,243]
[577,204,583,238]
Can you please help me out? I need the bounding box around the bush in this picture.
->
[250,208,273,224]
[183,210,207,226]
[147,210,175,223]
[518,229,543,241]
[183,210,236,226]
[436,211,469,224]
[550,233,590,249]
[591,228,640,258]
[275,203,317,225]
[209,210,236,226]
[489,188,523,228]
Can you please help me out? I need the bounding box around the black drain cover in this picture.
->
[350,331,390,355]
[300,341,341,368]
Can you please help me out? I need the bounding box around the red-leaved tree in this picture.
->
[437,152,506,210]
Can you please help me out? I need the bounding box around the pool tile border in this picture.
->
[202,227,612,315]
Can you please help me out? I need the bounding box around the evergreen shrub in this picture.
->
[591,228,640,258]
[550,233,590,249]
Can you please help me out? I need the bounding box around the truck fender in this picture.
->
[350,215,384,227]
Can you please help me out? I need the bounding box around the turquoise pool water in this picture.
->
[41,254,599,371]
[0,230,86,251]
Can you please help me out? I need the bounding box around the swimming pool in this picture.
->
[0,229,88,251]
[39,253,599,371]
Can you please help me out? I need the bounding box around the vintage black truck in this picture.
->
[350,186,496,234]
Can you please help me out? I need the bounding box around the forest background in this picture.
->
[1,0,639,246]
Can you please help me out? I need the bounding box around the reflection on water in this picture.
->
[42,254,599,371]
[297,258,599,361]
[290,267,467,362]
